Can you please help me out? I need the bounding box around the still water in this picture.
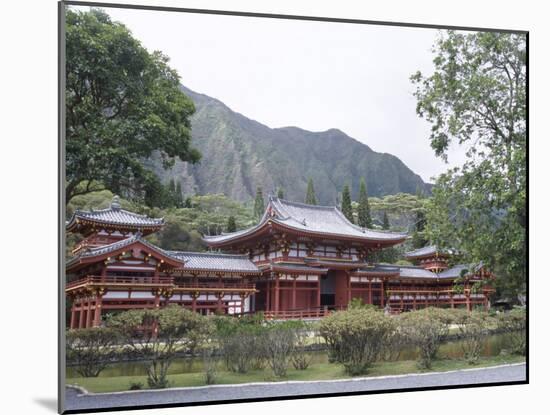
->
[67,332,516,378]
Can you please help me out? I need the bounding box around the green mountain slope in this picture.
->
[148,86,430,205]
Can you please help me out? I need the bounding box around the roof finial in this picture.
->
[111,195,121,210]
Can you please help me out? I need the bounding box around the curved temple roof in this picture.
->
[204,197,407,246]
[404,245,454,259]
[66,196,164,232]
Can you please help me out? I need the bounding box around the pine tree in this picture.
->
[382,211,390,230]
[254,187,265,220]
[305,178,317,205]
[357,178,372,228]
[341,185,354,223]
[277,187,284,199]
[175,181,183,208]
[412,209,428,248]
[226,215,237,233]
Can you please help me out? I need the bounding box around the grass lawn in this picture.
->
[67,354,525,394]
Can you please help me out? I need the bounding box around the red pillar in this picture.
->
[380,279,385,307]
[85,300,93,328]
[93,293,103,327]
[192,294,197,312]
[78,300,85,329]
[316,277,321,308]
[292,276,297,310]
[70,301,77,329]
[101,265,107,283]
[274,274,280,313]
[347,273,352,305]
[368,279,372,305]
[266,280,271,311]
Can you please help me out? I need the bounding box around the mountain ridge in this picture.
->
[148,85,431,205]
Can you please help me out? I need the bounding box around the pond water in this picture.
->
[67,332,518,378]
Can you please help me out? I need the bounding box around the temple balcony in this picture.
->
[66,275,256,293]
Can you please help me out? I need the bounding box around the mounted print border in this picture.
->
[59,1,528,413]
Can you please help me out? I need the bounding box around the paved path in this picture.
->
[64,363,526,412]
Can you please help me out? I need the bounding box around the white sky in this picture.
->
[73,5,470,182]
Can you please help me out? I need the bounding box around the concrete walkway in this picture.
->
[65,363,526,412]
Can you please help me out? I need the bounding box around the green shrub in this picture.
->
[399,307,450,369]
[264,321,298,377]
[497,307,526,355]
[320,309,394,375]
[129,381,143,390]
[108,305,213,389]
[453,310,494,364]
[66,327,120,377]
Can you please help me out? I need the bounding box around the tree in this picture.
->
[399,308,450,369]
[277,187,285,199]
[66,327,120,377]
[411,208,428,249]
[253,187,265,220]
[226,215,237,233]
[382,211,390,230]
[496,307,526,355]
[341,185,354,223]
[108,306,212,388]
[357,178,372,228]
[411,32,526,299]
[305,178,317,205]
[65,9,201,203]
[320,308,394,375]
[175,181,184,208]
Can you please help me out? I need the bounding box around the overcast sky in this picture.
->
[73,5,470,182]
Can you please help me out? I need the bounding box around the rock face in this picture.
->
[149,85,431,205]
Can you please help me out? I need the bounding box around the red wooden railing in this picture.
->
[66,275,255,290]
[261,305,347,320]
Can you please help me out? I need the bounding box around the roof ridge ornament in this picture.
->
[111,195,121,210]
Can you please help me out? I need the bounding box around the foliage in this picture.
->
[412,31,526,299]
[65,9,200,203]
[348,297,380,311]
[254,187,265,220]
[128,381,144,390]
[399,308,450,369]
[290,321,314,371]
[277,187,285,199]
[320,309,394,375]
[357,178,372,228]
[453,310,494,364]
[264,321,298,377]
[341,184,354,223]
[226,215,237,233]
[305,178,318,205]
[496,307,526,355]
[66,327,120,377]
[107,305,212,388]
[382,211,390,230]
[213,315,267,373]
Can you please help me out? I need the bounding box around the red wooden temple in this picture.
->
[65,196,495,327]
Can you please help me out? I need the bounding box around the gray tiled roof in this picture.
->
[167,251,260,273]
[398,266,440,279]
[404,245,438,258]
[67,198,164,229]
[204,197,407,244]
[438,264,477,279]
[66,234,183,267]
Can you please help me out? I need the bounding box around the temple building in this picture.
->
[65,196,495,327]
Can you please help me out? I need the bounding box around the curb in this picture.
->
[68,362,526,397]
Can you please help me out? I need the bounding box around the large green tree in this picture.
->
[65,9,200,203]
[341,185,354,223]
[253,187,265,220]
[305,178,317,205]
[357,178,372,228]
[411,31,526,298]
